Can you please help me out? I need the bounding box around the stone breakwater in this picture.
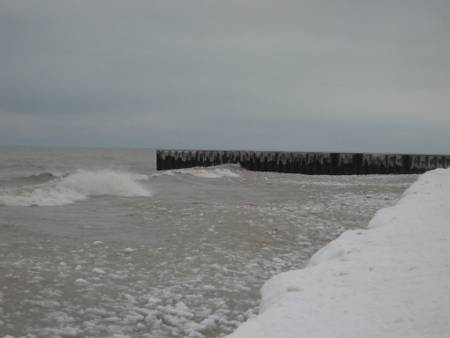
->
[156,150,450,175]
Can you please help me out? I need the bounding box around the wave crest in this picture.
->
[0,169,151,207]
[154,165,242,179]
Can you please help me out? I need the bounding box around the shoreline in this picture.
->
[227,168,450,338]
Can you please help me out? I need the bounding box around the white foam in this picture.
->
[158,166,241,179]
[0,169,151,206]
[181,167,240,178]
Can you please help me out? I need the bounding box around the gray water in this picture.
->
[0,147,416,338]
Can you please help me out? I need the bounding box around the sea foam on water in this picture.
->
[0,169,151,207]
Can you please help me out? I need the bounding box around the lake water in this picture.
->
[0,147,415,337]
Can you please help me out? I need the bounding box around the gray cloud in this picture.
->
[1,0,449,152]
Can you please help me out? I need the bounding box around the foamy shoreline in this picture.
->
[0,147,416,337]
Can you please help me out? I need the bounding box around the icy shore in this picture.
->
[227,169,450,338]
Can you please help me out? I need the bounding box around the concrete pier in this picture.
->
[156,150,450,175]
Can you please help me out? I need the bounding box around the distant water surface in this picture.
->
[0,146,416,337]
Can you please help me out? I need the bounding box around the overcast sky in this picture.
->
[1,0,449,153]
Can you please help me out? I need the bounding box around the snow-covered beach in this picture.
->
[227,168,450,338]
[2,0,450,336]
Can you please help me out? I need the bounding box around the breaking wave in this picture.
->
[154,165,242,179]
[0,169,151,207]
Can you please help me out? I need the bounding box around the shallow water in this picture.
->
[0,147,416,337]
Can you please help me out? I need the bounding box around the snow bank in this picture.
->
[227,168,450,338]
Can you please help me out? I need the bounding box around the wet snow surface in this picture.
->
[0,147,415,338]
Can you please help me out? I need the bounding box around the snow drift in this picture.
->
[227,168,450,338]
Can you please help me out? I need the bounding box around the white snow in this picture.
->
[227,168,450,338]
